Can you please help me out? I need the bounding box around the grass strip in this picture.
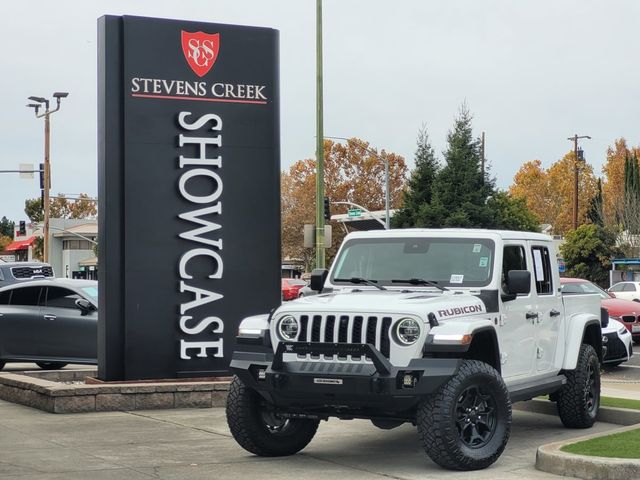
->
[561,428,640,458]
[600,396,640,411]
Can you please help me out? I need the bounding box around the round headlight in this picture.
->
[278,315,299,340]
[396,318,421,345]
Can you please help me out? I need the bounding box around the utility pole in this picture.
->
[315,0,325,268]
[567,134,591,230]
[27,92,68,263]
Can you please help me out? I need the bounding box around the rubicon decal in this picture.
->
[437,304,485,318]
[181,30,220,77]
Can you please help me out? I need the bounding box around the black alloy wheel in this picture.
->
[584,362,598,415]
[455,385,498,449]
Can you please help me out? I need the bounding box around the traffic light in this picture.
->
[19,221,26,237]
[323,197,331,220]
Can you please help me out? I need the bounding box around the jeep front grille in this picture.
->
[297,314,393,358]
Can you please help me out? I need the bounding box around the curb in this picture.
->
[0,370,230,413]
[514,398,640,425]
[535,423,640,480]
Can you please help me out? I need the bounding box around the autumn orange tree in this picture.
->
[24,193,97,223]
[282,138,407,271]
[510,152,598,235]
[601,138,640,224]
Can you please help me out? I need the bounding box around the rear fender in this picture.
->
[562,313,601,370]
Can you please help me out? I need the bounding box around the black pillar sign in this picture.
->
[98,15,280,380]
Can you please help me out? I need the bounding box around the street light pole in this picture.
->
[567,134,591,230]
[26,92,68,263]
[324,136,390,229]
[315,0,325,268]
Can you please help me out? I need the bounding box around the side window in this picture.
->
[502,245,527,292]
[623,283,637,292]
[10,287,42,306]
[46,287,81,309]
[531,246,553,295]
[610,283,624,292]
[0,290,11,305]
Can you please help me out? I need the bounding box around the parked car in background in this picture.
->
[281,278,307,301]
[0,279,97,370]
[297,284,316,298]
[607,281,640,302]
[0,261,54,287]
[601,318,633,368]
[561,277,640,343]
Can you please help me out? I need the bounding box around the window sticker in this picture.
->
[472,244,482,253]
[450,274,464,284]
[533,248,545,280]
[479,257,488,268]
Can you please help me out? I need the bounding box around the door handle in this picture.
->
[44,314,56,321]
[550,309,561,317]
[526,312,538,320]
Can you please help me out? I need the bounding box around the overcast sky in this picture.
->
[2,0,639,222]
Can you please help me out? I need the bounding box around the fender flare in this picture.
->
[562,314,602,370]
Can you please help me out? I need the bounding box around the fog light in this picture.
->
[258,369,267,381]
[401,372,418,389]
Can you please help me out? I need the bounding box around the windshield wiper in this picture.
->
[334,277,387,291]
[391,278,449,292]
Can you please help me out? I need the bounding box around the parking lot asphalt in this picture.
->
[0,398,619,480]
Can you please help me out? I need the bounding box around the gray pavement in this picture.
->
[0,399,619,480]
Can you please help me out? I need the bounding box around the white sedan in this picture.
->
[608,281,640,302]
[602,318,633,368]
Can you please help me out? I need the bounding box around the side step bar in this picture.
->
[508,375,566,403]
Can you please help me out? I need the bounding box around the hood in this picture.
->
[602,298,640,317]
[278,289,488,321]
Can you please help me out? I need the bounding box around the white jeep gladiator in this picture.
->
[226,229,604,470]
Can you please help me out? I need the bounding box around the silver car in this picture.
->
[0,261,54,287]
[0,279,97,370]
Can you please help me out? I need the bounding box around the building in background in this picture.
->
[2,224,38,262]
[45,219,97,279]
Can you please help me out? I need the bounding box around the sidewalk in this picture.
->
[0,398,619,480]
[602,381,640,401]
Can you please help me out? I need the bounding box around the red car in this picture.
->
[281,278,307,301]
[561,277,640,343]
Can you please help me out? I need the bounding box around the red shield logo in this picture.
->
[181,31,220,77]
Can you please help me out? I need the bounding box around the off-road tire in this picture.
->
[35,362,67,370]
[226,376,319,456]
[557,343,600,428]
[416,360,511,471]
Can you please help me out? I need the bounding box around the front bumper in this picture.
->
[230,341,462,418]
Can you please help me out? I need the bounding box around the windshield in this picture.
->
[80,285,98,303]
[561,281,610,299]
[330,237,495,288]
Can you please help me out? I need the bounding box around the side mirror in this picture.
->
[75,298,94,316]
[608,292,616,298]
[502,270,531,302]
[310,268,329,292]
